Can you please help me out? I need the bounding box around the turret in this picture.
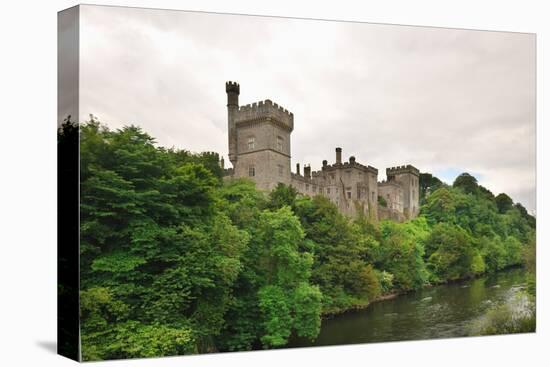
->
[226,81,240,166]
[385,164,420,219]
[304,165,311,179]
[226,81,239,107]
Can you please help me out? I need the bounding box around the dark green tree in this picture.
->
[453,172,479,194]
[495,193,514,214]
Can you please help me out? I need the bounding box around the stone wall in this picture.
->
[378,180,404,212]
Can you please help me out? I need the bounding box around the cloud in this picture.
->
[74,5,536,212]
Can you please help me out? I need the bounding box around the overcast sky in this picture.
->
[66,5,536,212]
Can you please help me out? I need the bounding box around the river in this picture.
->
[289,267,528,348]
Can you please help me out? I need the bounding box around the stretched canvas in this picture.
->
[58,4,536,362]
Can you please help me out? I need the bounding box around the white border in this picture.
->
[0,1,546,366]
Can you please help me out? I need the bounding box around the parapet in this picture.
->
[225,81,240,94]
[234,99,294,132]
[378,179,402,187]
[321,158,378,175]
[386,164,420,177]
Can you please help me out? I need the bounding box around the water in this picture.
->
[289,268,528,347]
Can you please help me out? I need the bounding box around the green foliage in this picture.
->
[292,283,323,339]
[292,195,381,312]
[479,236,507,273]
[495,193,514,214]
[419,172,443,203]
[376,270,395,293]
[217,206,321,350]
[453,172,479,194]
[379,219,429,290]
[268,183,299,210]
[78,118,535,359]
[258,285,293,347]
[469,294,535,336]
[425,223,477,281]
[79,119,249,359]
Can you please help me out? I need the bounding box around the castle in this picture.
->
[222,81,420,221]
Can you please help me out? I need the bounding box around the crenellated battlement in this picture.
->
[235,99,294,131]
[386,164,419,176]
[319,160,378,174]
[225,81,240,94]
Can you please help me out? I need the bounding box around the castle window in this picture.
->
[347,191,352,199]
[277,136,283,151]
[248,166,255,177]
[247,136,255,150]
[306,184,309,191]
[278,164,283,177]
[327,188,331,195]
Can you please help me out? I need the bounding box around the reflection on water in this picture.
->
[289,268,527,347]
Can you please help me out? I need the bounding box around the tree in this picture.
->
[293,195,381,312]
[453,172,479,194]
[424,223,479,281]
[267,183,298,210]
[217,206,321,350]
[419,172,443,203]
[495,193,513,214]
[378,219,429,290]
[79,119,249,359]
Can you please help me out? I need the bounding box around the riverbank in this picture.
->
[321,265,525,319]
[290,267,530,348]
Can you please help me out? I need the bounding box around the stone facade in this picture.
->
[223,81,420,221]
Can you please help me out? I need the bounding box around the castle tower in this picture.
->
[226,81,294,191]
[226,81,240,166]
[386,165,420,219]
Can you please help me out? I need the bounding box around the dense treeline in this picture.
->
[63,119,535,360]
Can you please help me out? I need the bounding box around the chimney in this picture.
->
[226,81,240,165]
[304,165,311,179]
[296,163,301,175]
[336,147,342,164]
[220,157,225,169]
[349,156,356,164]
[322,159,328,168]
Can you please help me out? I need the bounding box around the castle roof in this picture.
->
[234,99,294,132]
